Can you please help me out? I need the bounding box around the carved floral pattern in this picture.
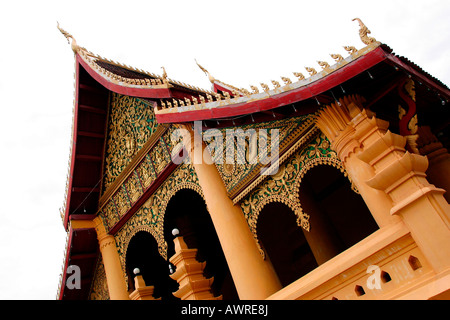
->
[114,163,203,285]
[102,93,158,193]
[89,258,109,300]
[203,115,312,194]
[240,132,346,258]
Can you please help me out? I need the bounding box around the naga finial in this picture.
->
[161,66,168,80]
[305,67,317,76]
[195,59,216,83]
[352,18,377,46]
[57,22,80,53]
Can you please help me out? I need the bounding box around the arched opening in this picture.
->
[299,165,379,257]
[125,231,178,300]
[164,189,239,300]
[257,202,318,287]
[256,165,379,288]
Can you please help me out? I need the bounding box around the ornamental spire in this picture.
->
[57,22,80,53]
[352,18,377,46]
[195,59,216,83]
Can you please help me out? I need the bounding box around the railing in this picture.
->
[267,222,438,300]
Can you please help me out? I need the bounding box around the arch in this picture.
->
[122,225,159,270]
[298,164,379,256]
[241,133,359,259]
[114,164,205,293]
[163,188,239,300]
[255,164,379,287]
[156,181,204,258]
[124,230,178,299]
[247,194,309,259]
[257,201,318,287]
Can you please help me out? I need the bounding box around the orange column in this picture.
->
[316,95,399,228]
[93,217,130,300]
[299,180,344,265]
[178,124,282,300]
[417,126,450,203]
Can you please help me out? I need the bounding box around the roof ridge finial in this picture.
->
[57,22,80,53]
[195,59,216,83]
[352,18,377,46]
[161,66,168,80]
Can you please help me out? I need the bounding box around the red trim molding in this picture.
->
[155,47,389,123]
[76,55,173,99]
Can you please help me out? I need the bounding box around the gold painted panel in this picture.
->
[203,115,313,195]
[113,185,130,219]
[89,258,109,300]
[149,138,171,175]
[125,171,143,206]
[102,93,158,194]
[136,155,156,190]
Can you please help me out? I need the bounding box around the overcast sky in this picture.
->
[0,0,449,300]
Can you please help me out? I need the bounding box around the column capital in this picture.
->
[315,94,368,162]
[315,93,400,227]
[93,216,110,243]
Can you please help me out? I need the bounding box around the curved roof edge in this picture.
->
[154,43,450,124]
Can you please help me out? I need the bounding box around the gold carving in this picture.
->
[281,77,292,85]
[136,155,155,189]
[405,78,416,102]
[271,80,281,89]
[293,72,305,80]
[114,186,130,218]
[330,53,344,62]
[240,132,349,258]
[260,83,270,93]
[103,93,158,193]
[305,67,317,76]
[352,18,377,46]
[125,172,143,205]
[250,85,259,94]
[195,59,216,83]
[344,46,358,55]
[317,61,330,69]
[89,258,109,300]
[408,115,419,135]
[57,22,80,53]
[150,140,170,175]
[161,66,168,81]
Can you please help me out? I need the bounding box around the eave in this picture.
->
[154,44,450,124]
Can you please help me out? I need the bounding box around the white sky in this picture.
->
[0,0,449,300]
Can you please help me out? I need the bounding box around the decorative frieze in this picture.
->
[240,132,348,258]
[102,93,158,193]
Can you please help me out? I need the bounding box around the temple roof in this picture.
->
[154,42,450,124]
[56,19,450,300]
[76,47,216,100]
